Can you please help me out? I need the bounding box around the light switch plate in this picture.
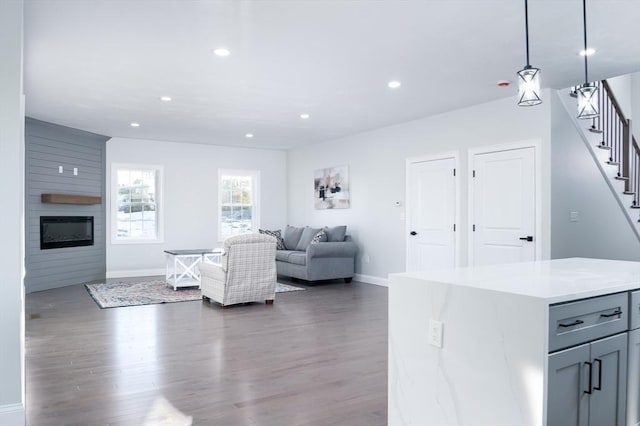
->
[58,166,63,174]
[570,211,579,222]
[428,319,443,348]
[73,167,78,176]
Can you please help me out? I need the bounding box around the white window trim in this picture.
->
[218,169,261,242]
[110,163,164,245]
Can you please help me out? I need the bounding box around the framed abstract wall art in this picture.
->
[314,165,350,209]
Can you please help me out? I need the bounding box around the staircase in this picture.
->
[563,79,640,240]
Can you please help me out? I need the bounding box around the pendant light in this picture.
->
[517,0,542,106]
[576,0,599,119]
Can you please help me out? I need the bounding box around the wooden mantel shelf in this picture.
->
[41,193,102,205]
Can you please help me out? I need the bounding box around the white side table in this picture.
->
[164,249,223,290]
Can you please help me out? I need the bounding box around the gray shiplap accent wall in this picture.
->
[25,118,110,293]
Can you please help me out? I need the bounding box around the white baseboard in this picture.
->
[354,273,388,287]
[106,268,165,279]
[0,403,25,426]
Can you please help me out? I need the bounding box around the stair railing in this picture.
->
[632,136,640,213]
[595,80,640,217]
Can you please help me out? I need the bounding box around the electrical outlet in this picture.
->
[73,167,78,176]
[428,319,444,348]
[58,166,63,174]
[570,211,579,222]
[363,254,370,264]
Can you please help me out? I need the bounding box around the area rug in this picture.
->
[85,280,305,309]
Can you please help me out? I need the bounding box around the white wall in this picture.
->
[106,138,287,276]
[610,71,640,132]
[606,74,633,119]
[0,0,25,424]
[631,72,640,130]
[550,90,640,260]
[287,92,552,282]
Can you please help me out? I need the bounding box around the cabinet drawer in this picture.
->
[630,291,640,330]
[549,292,628,352]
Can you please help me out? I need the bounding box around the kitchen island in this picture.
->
[388,258,640,426]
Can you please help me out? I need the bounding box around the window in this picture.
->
[111,164,163,243]
[218,169,260,240]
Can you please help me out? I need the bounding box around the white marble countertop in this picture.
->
[390,257,640,304]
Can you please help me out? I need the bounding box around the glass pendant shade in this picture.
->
[576,83,599,119]
[517,66,542,106]
[577,0,597,118]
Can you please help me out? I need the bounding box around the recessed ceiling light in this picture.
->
[388,80,402,89]
[300,113,310,119]
[245,133,254,138]
[160,96,172,102]
[213,48,231,57]
[579,48,596,56]
[130,122,140,127]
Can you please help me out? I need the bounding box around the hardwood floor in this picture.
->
[25,278,388,425]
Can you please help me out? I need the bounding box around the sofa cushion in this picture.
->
[259,228,285,250]
[296,227,322,251]
[275,250,298,262]
[311,229,327,244]
[287,252,307,266]
[283,225,304,250]
[324,225,347,242]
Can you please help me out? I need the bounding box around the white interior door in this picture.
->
[471,147,536,266]
[407,157,456,272]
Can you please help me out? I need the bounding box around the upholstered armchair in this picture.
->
[198,233,277,307]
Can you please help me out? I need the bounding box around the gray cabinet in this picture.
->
[627,315,640,426]
[548,333,627,426]
[549,292,628,352]
[548,342,590,426]
[589,334,627,426]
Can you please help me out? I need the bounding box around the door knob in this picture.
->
[410,231,418,236]
[519,236,534,242]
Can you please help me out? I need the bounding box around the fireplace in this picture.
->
[40,216,94,250]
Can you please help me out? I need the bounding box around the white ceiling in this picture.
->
[24,0,640,150]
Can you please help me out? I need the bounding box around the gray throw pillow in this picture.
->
[283,225,304,250]
[258,229,285,250]
[324,225,347,242]
[296,227,322,251]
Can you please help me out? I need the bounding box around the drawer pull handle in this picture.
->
[558,319,584,328]
[584,361,593,394]
[594,358,602,391]
[600,310,622,318]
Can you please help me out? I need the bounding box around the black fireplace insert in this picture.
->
[40,216,94,250]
